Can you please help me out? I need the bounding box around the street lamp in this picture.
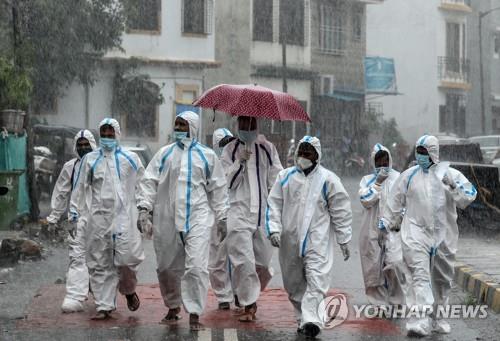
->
[479,6,500,134]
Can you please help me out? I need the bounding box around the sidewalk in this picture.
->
[455,236,500,313]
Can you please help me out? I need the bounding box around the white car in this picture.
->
[469,135,500,163]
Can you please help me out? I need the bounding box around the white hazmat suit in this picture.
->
[359,143,409,306]
[221,131,283,307]
[381,135,477,335]
[266,136,353,329]
[47,130,96,312]
[71,118,145,312]
[209,128,234,304]
[137,111,229,315]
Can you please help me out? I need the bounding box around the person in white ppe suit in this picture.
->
[221,116,283,321]
[380,135,477,336]
[46,130,96,313]
[209,128,236,310]
[71,118,145,320]
[266,136,352,338]
[359,143,409,306]
[137,111,229,330]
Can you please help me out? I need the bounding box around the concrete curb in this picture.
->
[455,262,500,313]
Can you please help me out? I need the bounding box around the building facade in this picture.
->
[367,0,471,144]
[467,0,500,136]
[37,0,218,151]
[205,0,377,166]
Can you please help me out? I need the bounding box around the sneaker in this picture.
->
[303,323,321,338]
[433,320,451,334]
[218,302,231,310]
[61,297,84,313]
[406,318,431,337]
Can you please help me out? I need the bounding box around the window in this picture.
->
[122,105,159,139]
[439,93,466,136]
[319,4,344,54]
[492,106,500,133]
[126,0,161,33]
[352,7,362,42]
[279,0,305,46]
[115,77,163,140]
[182,0,213,35]
[253,0,273,42]
[494,32,500,58]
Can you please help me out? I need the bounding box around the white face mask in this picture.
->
[297,157,313,170]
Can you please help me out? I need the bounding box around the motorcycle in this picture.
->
[343,153,366,176]
[33,146,57,199]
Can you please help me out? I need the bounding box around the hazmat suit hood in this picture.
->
[73,129,97,159]
[294,136,322,168]
[176,111,199,140]
[99,117,122,141]
[212,128,233,148]
[370,143,393,170]
[415,134,439,164]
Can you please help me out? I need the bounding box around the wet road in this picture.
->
[1,177,500,340]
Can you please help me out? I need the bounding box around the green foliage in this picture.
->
[2,0,133,112]
[0,57,32,110]
[381,117,405,147]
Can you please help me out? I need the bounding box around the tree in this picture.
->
[3,0,130,112]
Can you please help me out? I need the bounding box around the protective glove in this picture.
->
[46,222,57,240]
[375,168,390,185]
[66,221,77,239]
[240,150,252,162]
[377,230,386,249]
[340,243,350,261]
[217,218,227,242]
[442,174,456,190]
[138,209,153,240]
[269,233,281,248]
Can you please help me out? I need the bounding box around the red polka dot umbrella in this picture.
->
[193,84,311,122]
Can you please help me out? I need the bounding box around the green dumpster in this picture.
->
[0,170,24,230]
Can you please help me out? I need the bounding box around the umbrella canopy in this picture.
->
[193,84,311,122]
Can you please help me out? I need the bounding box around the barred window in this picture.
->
[182,0,213,35]
[126,0,161,33]
[279,0,304,46]
[253,0,273,42]
[319,4,345,54]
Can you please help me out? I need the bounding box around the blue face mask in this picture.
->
[239,130,257,144]
[416,154,432,169]
[375,166,391,174]
[174,131,189,141]
[100,137,117,151]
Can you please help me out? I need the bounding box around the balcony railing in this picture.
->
[438,56,470,85]
[441,0,468,5]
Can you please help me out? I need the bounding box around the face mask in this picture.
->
[174,131,189,141]
[375,166,391,174]
[77,146,92,158]
[239,130,257,144]
[100,137,117,151]
[297,157,313,171]
[416,154,432,169]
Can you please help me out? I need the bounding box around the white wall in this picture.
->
[367,0,443,144]
[251,41,311,68]
[41,65,204,153]
[107,1,216,62]
[250,76,311,111]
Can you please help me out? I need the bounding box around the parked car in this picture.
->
[469,135,500,163]
[432,132,469,145]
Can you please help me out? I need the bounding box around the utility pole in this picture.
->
[281,29,296,143]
